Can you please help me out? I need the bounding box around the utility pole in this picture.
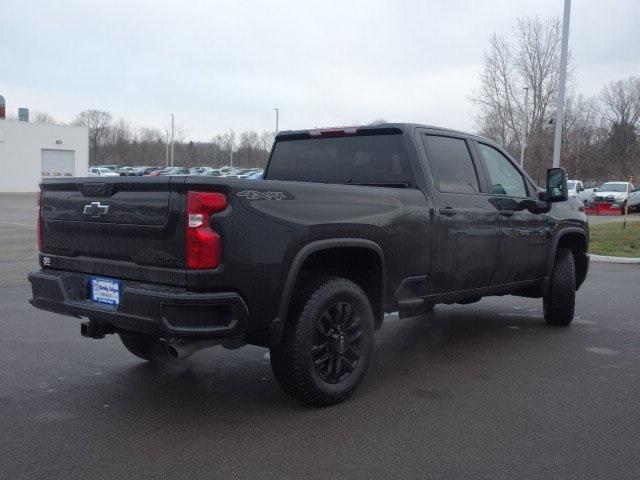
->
[230,146,233,167]
[165,129,169,167]
[519,86,529,168]
[552,0,571,168]
[273,107,279,134]
[170,113,175,167]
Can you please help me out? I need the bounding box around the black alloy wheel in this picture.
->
[270,276,374,406]
[312,301,363,384]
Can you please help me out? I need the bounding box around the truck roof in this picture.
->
[276,123,494,144]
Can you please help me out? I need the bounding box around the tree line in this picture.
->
[69,110,275,169]
[472,16,639,185]
[27,109,274,169]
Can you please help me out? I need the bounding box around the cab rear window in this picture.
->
[265,134,413,187]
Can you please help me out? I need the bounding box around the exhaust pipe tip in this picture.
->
[163,338,222,360]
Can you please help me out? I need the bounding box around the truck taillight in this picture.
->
[36,191,43,252]
[186,191,227,269]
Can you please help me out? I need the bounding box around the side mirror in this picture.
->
[546,167,568,202]
[593,188,598,192]
[578,186,584,192]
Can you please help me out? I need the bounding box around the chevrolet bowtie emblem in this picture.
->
[83,201,109,218]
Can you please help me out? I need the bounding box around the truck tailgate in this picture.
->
[40,177,187,286]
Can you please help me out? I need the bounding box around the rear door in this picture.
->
[473,141,550,283]
[419,132,499,294]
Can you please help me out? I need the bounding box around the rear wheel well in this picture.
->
[557,232,588,289]
[288,247,385,329]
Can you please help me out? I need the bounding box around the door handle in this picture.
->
[499,210,515,217]
[438,207,457,217]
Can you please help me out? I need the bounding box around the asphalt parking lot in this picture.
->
[1,193,640,479]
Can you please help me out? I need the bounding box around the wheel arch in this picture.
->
[268,239,387,347]
[545,227,589,292]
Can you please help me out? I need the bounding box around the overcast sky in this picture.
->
[1,0,638,140]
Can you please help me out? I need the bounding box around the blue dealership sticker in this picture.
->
[90,277,122,306]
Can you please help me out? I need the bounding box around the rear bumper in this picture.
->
[28,269,249,338]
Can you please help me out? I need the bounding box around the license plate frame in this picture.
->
[90,276,122,306]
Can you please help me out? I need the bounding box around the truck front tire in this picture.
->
[544,248,576,326]
[270,276,374,406]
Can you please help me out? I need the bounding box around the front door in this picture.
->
[474,142,550,283]
[420,133,500,294]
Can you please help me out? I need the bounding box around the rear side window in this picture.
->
[423,135,479,194]
[265,134,413,187]
[477,143,528,197]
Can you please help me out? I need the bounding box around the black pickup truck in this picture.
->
[29,123,589,405]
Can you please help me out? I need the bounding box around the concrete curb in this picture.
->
[590,254,640,264]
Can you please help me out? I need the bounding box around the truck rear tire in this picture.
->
[543,248,576,326]
[119,334,166,361]
[270,276,374,406]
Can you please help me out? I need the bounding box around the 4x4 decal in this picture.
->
[237,190,288,201]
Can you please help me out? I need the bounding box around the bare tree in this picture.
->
[600,76,640,127]
[236,130,264,167]
[561,94,601,179]
[170,122,190,144]
[259,131,275,152]
[221,130,236,165]
[136,126,165,166]
[472,16,567,181]
[108,118,133,164]
[599,76,640,178]
[74,109,113,164]
[31,111,57,124]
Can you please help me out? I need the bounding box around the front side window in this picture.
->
[423,135,479,194]
[477,143,528,197]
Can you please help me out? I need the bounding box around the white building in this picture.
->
[0,118,89,192]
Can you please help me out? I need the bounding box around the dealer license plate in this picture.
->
[90,277,121,306]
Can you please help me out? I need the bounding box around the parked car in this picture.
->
[190,167,220,176]
[594,181,640,211]
[95,164,119,171]
[219,167,246,177]
[580,182,599,202]
[239,170,263,180]
[145,167,171,176]
[160,167,191,176]
[567,180,592,202]
[130,166,159,176]
[87,167,120,177]
[29,123,588,406]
